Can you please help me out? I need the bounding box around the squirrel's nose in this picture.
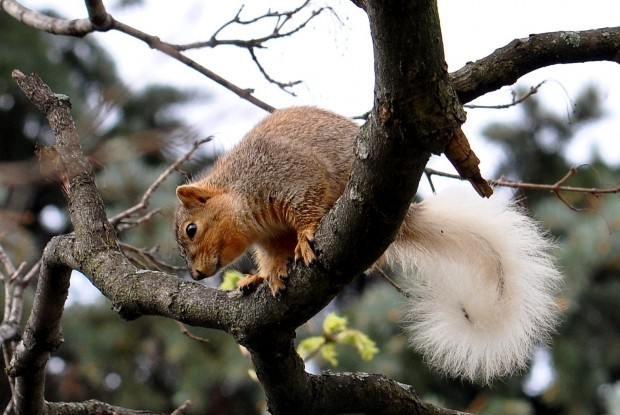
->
[190,269,208,280]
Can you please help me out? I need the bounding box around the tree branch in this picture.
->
[110,19,276,112]
[175,1,324,50]
[463,81,546,109]
[1,0,276,112]
[451,26,620,104]
[109,136,212,232]
[310,372,469,415]
[8,237,73,415]
[9,0,470,406]
[425,167,620,196]
[247,332,468,415]
[43,399,168,414]
[0,0,94,36]
[171,1,329,93]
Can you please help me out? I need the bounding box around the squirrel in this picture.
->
[175,106,562,383]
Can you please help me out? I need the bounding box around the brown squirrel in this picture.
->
[175,106,561,382]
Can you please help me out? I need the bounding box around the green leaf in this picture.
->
[320,343,338,366]
[219,270,244,291]
[296,336,326,361]
[336,329,379,362]
[323,312,348,335]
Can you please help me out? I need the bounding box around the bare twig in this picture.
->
[176,321,210,344]
[424,166,620,197]
[170,400,192,415]
[248,48,301,94]
[176,1,324,51]
[111,20,276,112]
[118,242,185,273]
[172,1,330,93]
[372,266,412,299]
[109,136,212,230]
[464,81,547,109]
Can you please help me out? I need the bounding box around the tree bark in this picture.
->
[5,0,620,414]
[451,26,620,104]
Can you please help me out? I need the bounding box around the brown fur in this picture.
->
[175,106,359,296]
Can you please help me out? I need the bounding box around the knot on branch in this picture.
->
[11,70,72,115]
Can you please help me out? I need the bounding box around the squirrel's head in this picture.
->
[175,184,251,280]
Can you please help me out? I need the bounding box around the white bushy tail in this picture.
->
[384,187,562,383]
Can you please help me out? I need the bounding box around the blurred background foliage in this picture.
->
[1,4,619,415]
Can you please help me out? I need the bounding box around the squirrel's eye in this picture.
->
[186,223,197,240]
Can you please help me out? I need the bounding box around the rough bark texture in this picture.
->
[4,0,620,414]
[451,27,620,104]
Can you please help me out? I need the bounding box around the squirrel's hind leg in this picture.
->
[294,225,317,265]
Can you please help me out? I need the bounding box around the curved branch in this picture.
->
[1,0,276,112]
[247,331,469,415]
[0,0,94,36]
[451,26,620,104]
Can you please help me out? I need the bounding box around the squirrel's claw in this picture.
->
[294,230,316,265]
[267,275,287,299]
[237,274,264,295]
[236,273,287,299]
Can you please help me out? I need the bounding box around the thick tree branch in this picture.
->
[248,332,466,415]
[9,0,470,406]
[451,26,620,104]
[309,372,469,415]
[8,237,72,415]
[10,3,619,415]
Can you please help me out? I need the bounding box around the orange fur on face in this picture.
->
[175,186,252,280]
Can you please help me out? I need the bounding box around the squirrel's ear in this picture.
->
[176,185,221,208]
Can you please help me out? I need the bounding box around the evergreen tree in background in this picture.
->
[483,87,620,415]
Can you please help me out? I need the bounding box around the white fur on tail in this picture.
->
[385,187,562,383]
